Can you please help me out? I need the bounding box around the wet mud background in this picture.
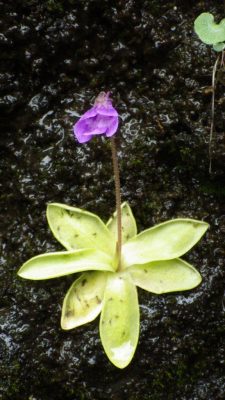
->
[1,0,225,399]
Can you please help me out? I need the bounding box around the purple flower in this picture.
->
[73,92,119,143]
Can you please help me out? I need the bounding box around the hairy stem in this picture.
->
[110,137,122,271]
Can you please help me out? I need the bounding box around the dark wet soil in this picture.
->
[1,0,225,399]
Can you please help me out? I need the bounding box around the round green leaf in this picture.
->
[100,272,139,369]
[129,258,202,294]
[122,218,209,268]
[18,249,114,280]
[106,202,137,243]
[194,13,225,45]
[47,203,114,255]
[61,271,108,330]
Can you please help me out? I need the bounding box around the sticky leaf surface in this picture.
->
[194,12,225,44]
[47,203,114,255]
[100,272,139,369]
[61,271,107,329]
[18,249,113,280]
[129,258,202,294]
[122,218,208,268]
[107,202,137,243]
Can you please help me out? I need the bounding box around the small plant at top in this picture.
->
[194,12,225,51]
[18,92,209,368]
[194,12,225,172]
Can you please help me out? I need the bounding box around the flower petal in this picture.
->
[47,203,115,256]
[97,104,119,117]
[129,258,202,294]
[61,271,108,330]
[105,116,119,137]
[106,202,137,244]
[122,218,209,268]
[74,114,117,142]
[73,119,92,143]
[73,106,100,143]
[74,115,102,143]
[73,95,119,143]
[79,106,98,120]
[18,249,114,280]
[86,127,107,136]
[93,115,114,134]
[100,272,139,369]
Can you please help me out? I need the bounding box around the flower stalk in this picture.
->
[110,137,122,271]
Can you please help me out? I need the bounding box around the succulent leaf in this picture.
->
[61,271,108,330]
[100,272,139,369]
[129,258,202,294]
[106,202,137,243]
[47,203,114,255]
[18,249,114,280]
[122,219,209,268]
[194,12,225,45]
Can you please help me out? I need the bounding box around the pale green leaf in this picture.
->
[18,249,114,280]
[213,42,225,52]
[47,203,115,255]
[194,13,225,45]
[61,271,108,330]
[122,218,209,268]
[100,272,139,369]
[106,202,137,243]
[129,258,202,294]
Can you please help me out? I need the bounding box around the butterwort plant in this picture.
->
[18,92,209,368]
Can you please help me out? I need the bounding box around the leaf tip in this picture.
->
[17,266,32,280]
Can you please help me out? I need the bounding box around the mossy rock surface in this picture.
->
[1,0,225,399]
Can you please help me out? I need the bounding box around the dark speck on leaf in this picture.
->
[92,232,97,236]
[96,296,101,304]
[57,226,60,232]
[108,297,113,301]
[144,269,148,273]
[74,234,79,238]
[115,314,119,319]
[85,300,90,308]
[76,294,81,302]
[81,279,87,286]
[109,319,112,325]
[65,310,74,318]
[126,234,130,239]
